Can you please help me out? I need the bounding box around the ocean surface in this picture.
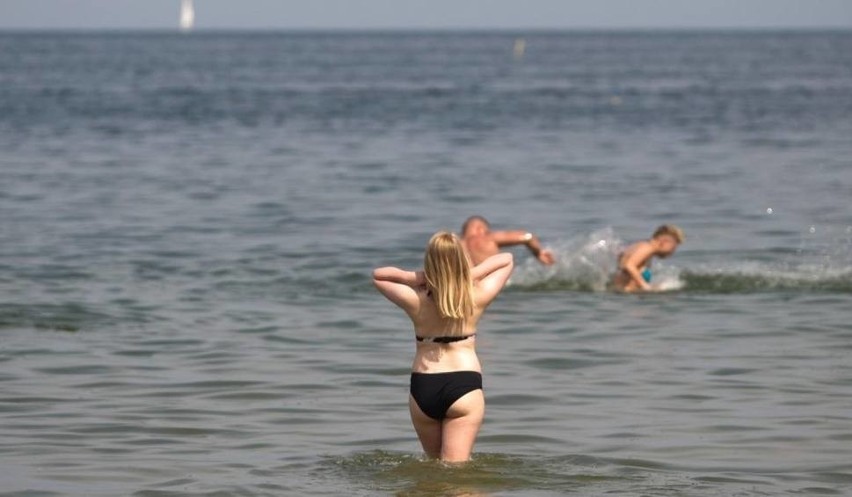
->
[1,30,851,496]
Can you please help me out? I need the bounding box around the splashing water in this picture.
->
[511,228,639,292]
[509,228,852,294]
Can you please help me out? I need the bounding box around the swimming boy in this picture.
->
[612,224,684,292]
[461,215,555,266]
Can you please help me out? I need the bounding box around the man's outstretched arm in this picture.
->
[491,230,555,265]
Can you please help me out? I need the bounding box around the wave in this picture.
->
[509,228,852,294]
[678,266,852,293]
[0,302,108,332]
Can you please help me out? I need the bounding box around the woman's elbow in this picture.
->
[373,267,398,283]
[371,268,391,288]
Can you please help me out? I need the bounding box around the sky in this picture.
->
[0,0,851,30]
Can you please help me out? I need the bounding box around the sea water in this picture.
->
[1,31,851,496]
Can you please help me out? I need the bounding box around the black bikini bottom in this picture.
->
[409,371,483,420]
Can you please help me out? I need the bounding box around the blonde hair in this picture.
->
[424,231,476,321]
[653,224,685,243]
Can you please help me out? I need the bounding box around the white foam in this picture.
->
[509,227,852,293]
[510,227,678,292]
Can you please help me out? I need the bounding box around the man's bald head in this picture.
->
[461,216,490,236]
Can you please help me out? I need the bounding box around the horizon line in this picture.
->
[1,25,851,33]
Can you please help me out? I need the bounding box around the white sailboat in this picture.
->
[180,0,195,31]
[513,38,526,59]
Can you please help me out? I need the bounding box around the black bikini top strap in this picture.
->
[415,333,476,344]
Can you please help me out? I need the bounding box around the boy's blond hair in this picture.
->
[653,224,685,244]
[424,231,476,321]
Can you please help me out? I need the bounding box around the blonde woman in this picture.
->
[372,231,514,462]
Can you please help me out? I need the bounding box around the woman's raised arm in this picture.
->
[372,267,424,315]
[372,267,425,287]
[472,253,514,306]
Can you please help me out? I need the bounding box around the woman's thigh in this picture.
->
[409,395,442,458]
[441,390,485,462]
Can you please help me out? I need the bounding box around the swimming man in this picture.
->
[461,216,555,266]
[612,224,684,292]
